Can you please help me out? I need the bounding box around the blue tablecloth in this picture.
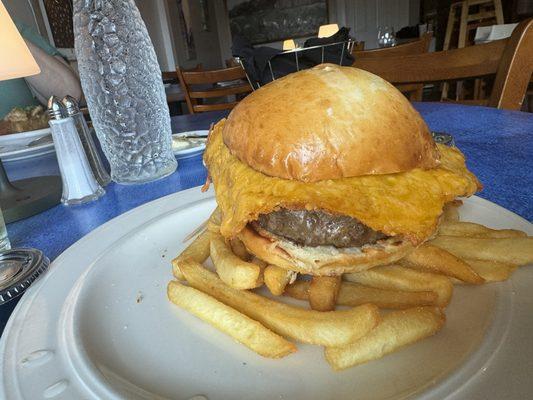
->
[1,103,532,335]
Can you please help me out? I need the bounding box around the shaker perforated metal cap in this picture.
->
[0,248,50,305]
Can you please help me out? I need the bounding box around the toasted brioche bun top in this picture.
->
[222,64,439,182]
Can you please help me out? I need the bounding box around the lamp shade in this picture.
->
[318,23,339,38]
[282,39,296,50]
[0,0,40,81]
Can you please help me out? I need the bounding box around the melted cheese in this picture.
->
[204,120,480,244]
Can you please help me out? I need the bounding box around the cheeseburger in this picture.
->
[203,64,480,276]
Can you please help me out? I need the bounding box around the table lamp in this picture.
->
[318,23,339,38]
[0,0,61,223]
[283,39,296,50]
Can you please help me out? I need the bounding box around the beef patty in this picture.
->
[254,209,388,248]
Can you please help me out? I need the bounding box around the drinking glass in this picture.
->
[378,26,396,48]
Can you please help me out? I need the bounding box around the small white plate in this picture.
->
[0,128,54,162]
[172,130,208,160]
[1,190,532,399]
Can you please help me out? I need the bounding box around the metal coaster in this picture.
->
[0,248,50,305]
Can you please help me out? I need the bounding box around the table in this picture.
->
[1,103,532,335]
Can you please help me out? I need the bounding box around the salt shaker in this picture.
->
[47,96,105,205]
[61,96,111,187]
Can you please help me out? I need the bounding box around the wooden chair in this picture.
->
[162,64,203,82]
[442,0,504,100]
[176,65,253,114]
[353,33,432,101]
[351,18,533,111]
[353,33,432,59]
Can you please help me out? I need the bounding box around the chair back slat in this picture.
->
[189,84,253,99]
[177,65,253,114]
[193,102,240,112]
[353,39,506,83]
[181,66,248,84]
[354,33,431,59]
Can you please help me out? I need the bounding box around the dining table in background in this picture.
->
[1,103,532,335]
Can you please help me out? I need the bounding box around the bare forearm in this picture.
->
[24,40,82,103]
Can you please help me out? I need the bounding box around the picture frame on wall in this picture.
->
[225,0,328,45]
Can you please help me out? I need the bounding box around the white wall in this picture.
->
[136,0,177,71]
[166,0,224,70]
[330,0,415,49]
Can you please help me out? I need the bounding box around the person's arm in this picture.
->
[23,39,82,105]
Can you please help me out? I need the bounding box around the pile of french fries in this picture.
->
[168,203,533,370]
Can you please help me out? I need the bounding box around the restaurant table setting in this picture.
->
[1,0,532,398]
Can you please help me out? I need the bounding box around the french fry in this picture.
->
[439,221,527,238]
[210,233,263,289]
[285,280,438,309]
[230,237,252,261]
[324,307,445,370]
[251,257,268,268]
[442,201,461,222]
[172,230,211,280]
[345,265,453,307]
[400,244,484,284]
[207,207,222,233]
[464,259,518,282]
[431,236,533,265]
[309,276,342,311]
[264,265,293,296]
[179,259,380,347]
[167,280,296,358]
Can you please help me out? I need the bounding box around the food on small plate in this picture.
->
[1,106,49,135]
[171,131,208,152]
[167,64,532,370]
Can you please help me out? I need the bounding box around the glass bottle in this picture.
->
[73,0,177,184]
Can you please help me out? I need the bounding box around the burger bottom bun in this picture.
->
[238,225,414,276]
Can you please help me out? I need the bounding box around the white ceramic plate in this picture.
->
[0,128,54,162]
[172,131,208,160]
[1,189,532,400]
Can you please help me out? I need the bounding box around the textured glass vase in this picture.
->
[73,0,177,184]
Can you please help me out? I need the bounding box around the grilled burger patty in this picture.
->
[254,209,388,248]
